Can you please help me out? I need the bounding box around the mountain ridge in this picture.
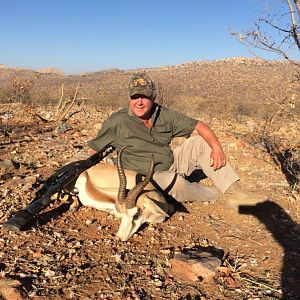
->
[0,57,288,76]
[0,57,298,117]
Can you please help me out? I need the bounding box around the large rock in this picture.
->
[0,278,25,300]
[0,160,20,170]
[171,250,222,283]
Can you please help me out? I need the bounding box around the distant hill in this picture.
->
[0,58,298,117]
[0,64,64,76]
[37,68,64,75]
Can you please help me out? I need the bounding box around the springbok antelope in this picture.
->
[72,146,170,241]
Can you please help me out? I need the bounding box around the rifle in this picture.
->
[2,145,114,232]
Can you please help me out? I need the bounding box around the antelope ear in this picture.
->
[143,197,169,217]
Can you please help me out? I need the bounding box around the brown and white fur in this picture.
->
[72,146,169,241]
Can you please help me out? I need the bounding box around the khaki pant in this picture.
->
[153,135,240,202]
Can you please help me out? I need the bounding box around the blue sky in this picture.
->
[0,0,281,74]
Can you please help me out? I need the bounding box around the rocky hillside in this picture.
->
[0,58,298,113]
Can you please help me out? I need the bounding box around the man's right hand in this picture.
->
[89,148,97,155]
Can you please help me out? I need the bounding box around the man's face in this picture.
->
[129,94,154,119]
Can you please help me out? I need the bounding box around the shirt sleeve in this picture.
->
[163,107,198,137]
[87,117,118,151]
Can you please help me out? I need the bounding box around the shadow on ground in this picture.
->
[23,202,72,230]
[239,201,300,300]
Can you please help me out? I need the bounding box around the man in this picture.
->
[88,72,268,207]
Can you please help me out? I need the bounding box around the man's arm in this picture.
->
[87,115,117,154]
[194,121,226,171]
[89,148,97,155]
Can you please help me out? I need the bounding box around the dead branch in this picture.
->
[294,0,300,16]
[57,84,81,122]
[287,0,300,50]
[230,0,300,65]
[55,83,65,118]
[66,109,83,120]
[34,113,50,123]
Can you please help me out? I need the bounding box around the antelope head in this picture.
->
[115,146,169,241]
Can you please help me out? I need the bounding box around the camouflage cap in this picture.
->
[128,72,157,100]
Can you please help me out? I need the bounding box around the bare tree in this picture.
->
[231,0,300,192]
[35,83,84,124]
[55,83,82,122]
[231,0,300,64]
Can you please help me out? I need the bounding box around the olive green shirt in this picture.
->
[88,104,198,175]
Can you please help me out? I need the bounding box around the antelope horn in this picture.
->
[117,146,128,205]
[125,155,154,209]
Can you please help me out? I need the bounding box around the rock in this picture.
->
[170,250,222,283]
[55,123,72,133]
[160,249,171,255]
[44,270,56,277]
[0,160,20,170]
[21,175,37,191]
[0,173,14,180]
[153,279,163,287]
[93,123,102,131]
[0,278,25,299]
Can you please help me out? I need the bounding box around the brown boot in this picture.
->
[224,181,269,209]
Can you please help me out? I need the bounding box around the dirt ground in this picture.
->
[0,103,299,300]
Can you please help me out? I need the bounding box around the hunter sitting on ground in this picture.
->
[88,72,268,207]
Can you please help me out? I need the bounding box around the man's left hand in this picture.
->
[210,147,226,170]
